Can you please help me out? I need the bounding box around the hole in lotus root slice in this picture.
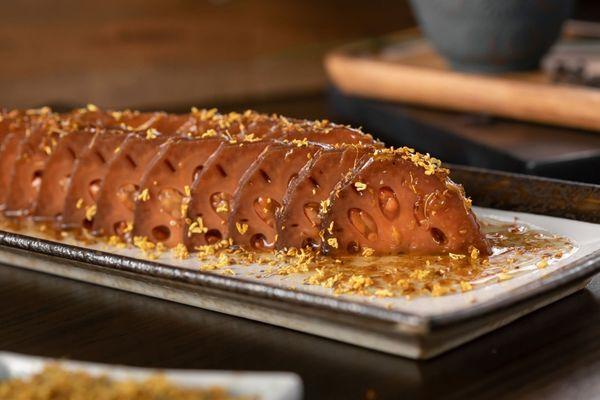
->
[125,154,138,169]
[116,183,140,211]
[378,186,400,220]
[88,179,102,201]
[205,229,223,244]
[347,208,378,241]
[192,165,203,181]
[215,164,227,178]
[49,130,61,143]
[259,169,271,183]
[157,187,184,219]
[113,220,130,236]
[31,170,43,191]
[152,225,171,242]
[301,237,319,250]
[164,159,177,173]
[303,202,320,227]
[210,192,231,219]
[250,233,270,251]
[82,217,94,231]
[346,241,361,254]
[430,227,447,245]
[66,147,77,160]
[94,150,106,164]
[253,196,280,227]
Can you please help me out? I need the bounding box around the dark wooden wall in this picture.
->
[0,0,414,109]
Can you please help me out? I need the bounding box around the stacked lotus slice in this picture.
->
[0,106,490,256]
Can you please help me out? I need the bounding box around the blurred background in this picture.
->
[1,0,600,182]
[0,0,414,112]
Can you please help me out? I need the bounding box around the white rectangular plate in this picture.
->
[0,207,598,359]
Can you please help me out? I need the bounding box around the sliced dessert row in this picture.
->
[0,106,490,256]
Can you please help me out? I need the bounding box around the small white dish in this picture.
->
[0,207,598,359]
[0,352,302,400]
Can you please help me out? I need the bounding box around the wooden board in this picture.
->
[325,32,600,132]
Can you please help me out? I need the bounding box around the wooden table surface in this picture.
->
[1,264,599,400]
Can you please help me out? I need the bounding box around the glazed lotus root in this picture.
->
[276,145,372,250]
[0,106,491,258]
[33,129,97,222]
[185,140,271,248]
[320,148,490,256]
[184,127,378,249]
[0,110,52,210]
[0,132,25,209]
[9,110,170,220]
[132,137,223,247]
[5,109,115,218]
[60,113,189,230]
[91,134,171,237]
[228,142,328,251]
[90,113,198,237]
[0,111,16,140]
[61,129,130,230]
[5,120,61,217]
[264,120,378,146]
[92,113,222,239]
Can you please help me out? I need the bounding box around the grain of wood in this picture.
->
[0,264,597,400]
[326,38,600,132]
[0,0,414,109]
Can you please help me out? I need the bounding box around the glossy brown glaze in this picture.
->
[91,134,170,237]
[5,109,159,221]
[264,119,378,146]
[0,111,52,211]
[91,114,198,238]
[276,145,371,250]
[61,129,130,230]
[0,107,490,256]
[185,140,272,249]
[4,117,67,218]
[59,112,180,230]
[184,123,377,250]
[228,142,327,251]
[320,149,490,256]
[144,113,197,136]
[0,132,25,210]
[132,137,223,247]
[32,129,97,223]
